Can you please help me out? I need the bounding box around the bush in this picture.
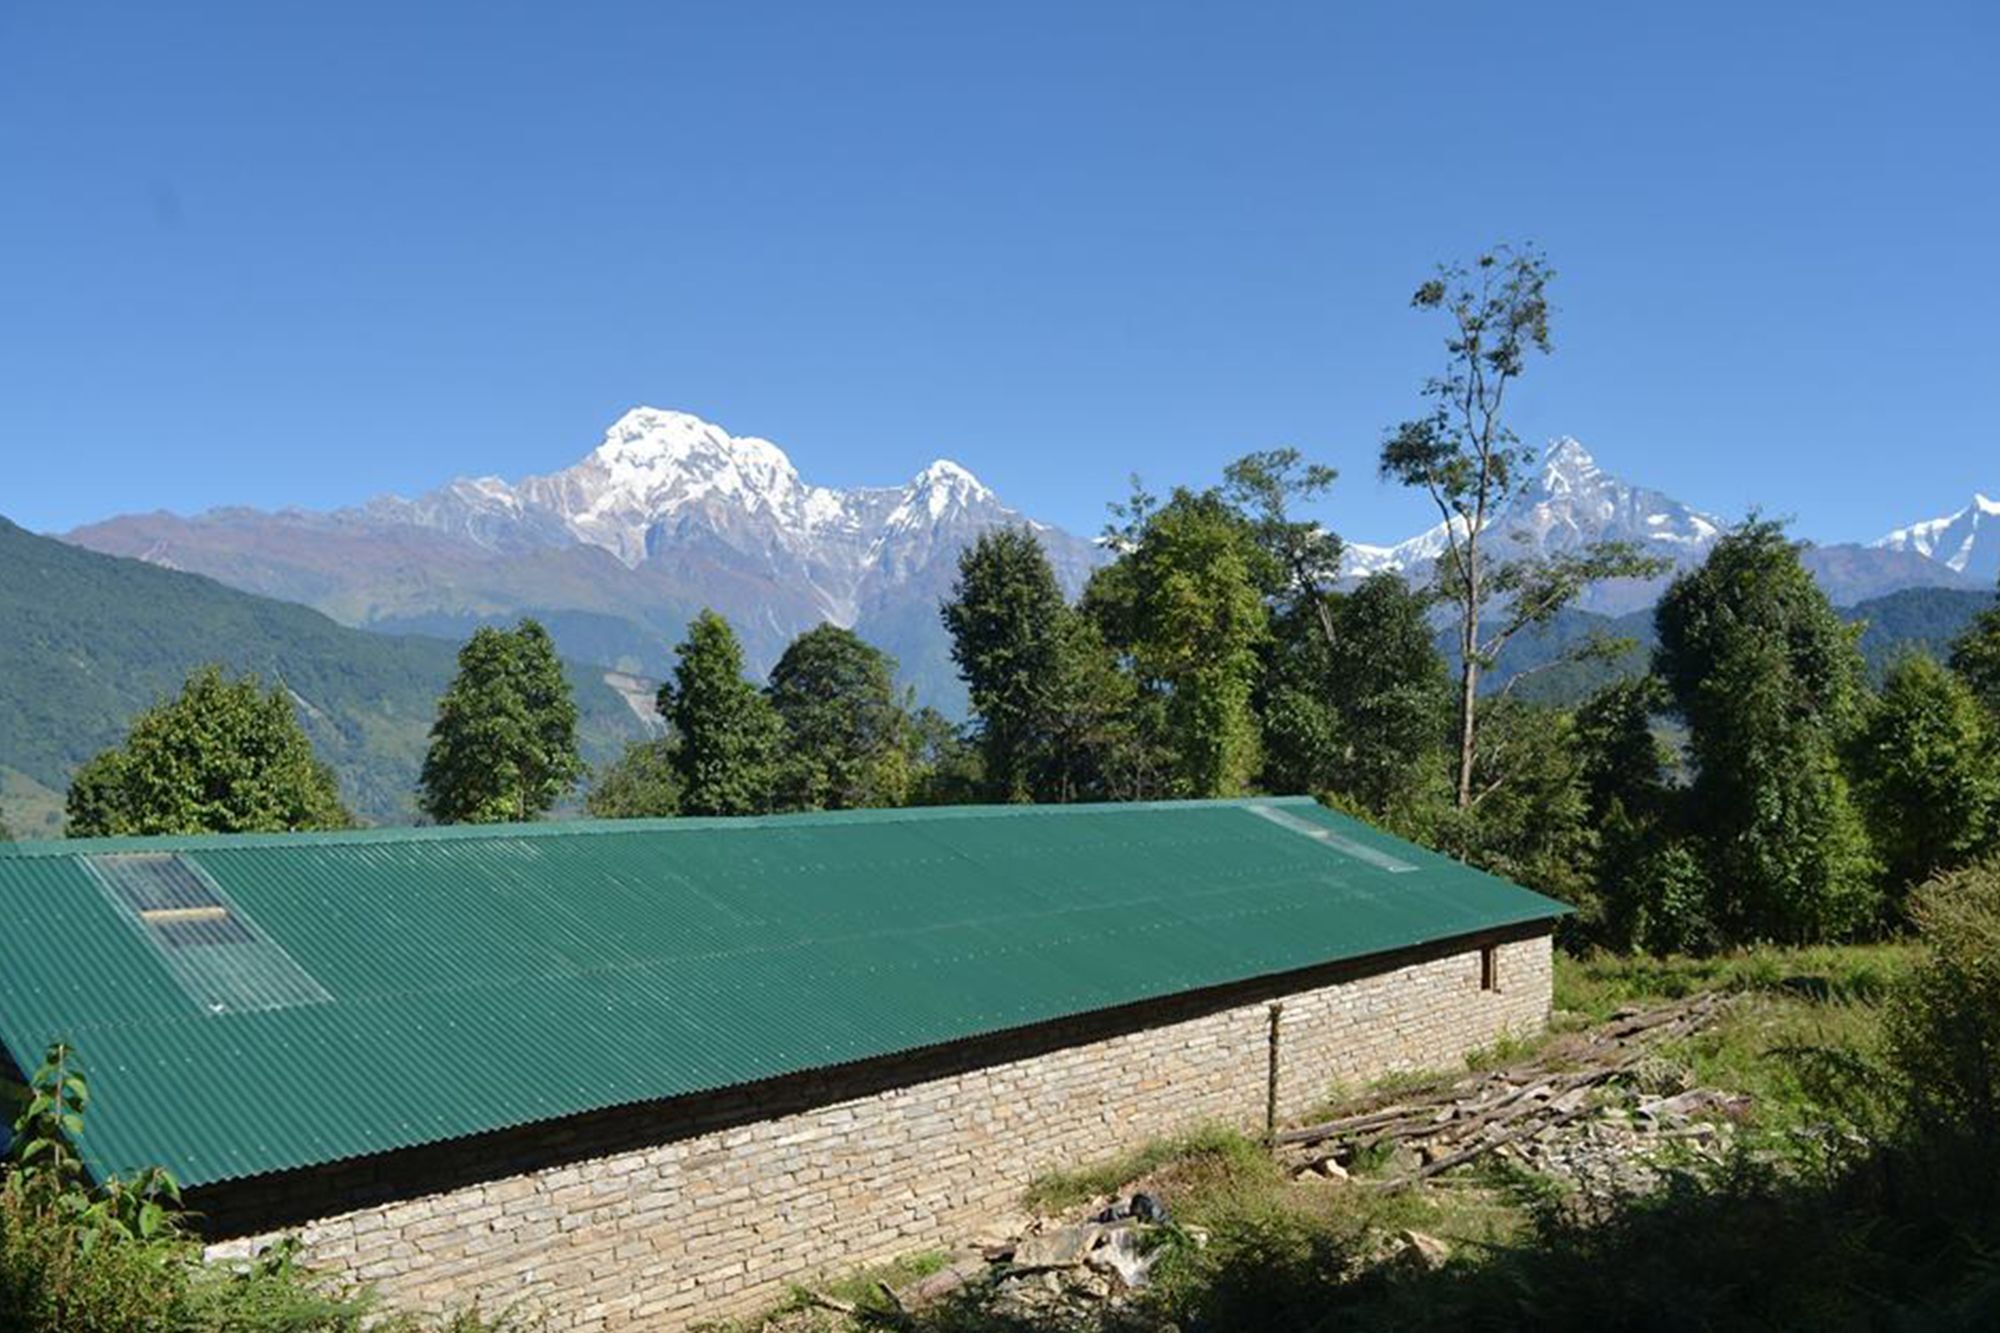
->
[1,1043,515,1333]
[1884,859,2000,1154]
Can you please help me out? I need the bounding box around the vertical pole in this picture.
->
[1265,1001,1284,1148]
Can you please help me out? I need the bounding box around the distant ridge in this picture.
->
[0,517,651,828]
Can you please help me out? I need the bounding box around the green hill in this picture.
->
[0,518,654,828]
[1469,586,1996,707]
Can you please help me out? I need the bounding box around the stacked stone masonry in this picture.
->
[206,931,1552,1331]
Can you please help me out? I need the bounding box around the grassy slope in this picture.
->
[0,518,650,827]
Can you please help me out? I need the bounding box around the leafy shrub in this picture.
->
[1884,859,2000,1155]
[0,1043,515,1333]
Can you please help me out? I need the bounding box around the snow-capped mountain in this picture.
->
[351,408,1036,627]
[1345,438,1725,611]
[1875,494,2000,587]
[65,408,1099,710]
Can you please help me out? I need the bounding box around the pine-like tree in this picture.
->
[419,619,583,825]
[659,610,782,817]
[65,666,353,836]
[941,528,1069,801]
[1655,520,1879,943]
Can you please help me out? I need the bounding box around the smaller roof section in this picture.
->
[0,798,1566,1189]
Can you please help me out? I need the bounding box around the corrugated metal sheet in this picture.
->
[0,798,1566,1188]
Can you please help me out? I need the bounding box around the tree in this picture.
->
[767,625,912,811]
[659,610,782,816]
[584,739,679,819]
[1949,584,2000,719]
[1036,609,1143,803]
[905,707,984,806]
[1113,489,1269,797]
[419,619,583,825]
[1850,654,1999,901]
[941,528,1070,801]
[1420,698,1597,911]
[1572,676,1683,949]
[1224,448,1343,648]
[1380,245,1662,807]
[1655,520,1879,944]
[1260,574,1450,814]
[64,666,352,837]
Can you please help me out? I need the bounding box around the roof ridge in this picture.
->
[0,796,1323,859]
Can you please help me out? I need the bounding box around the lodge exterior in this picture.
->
[0,797,1565,1330]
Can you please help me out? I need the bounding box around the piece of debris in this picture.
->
[1275,992,1739,1198]
[1086,1226,1159,1290]
[1397,1229,1452,1271]
[1011,1223,1104,1270]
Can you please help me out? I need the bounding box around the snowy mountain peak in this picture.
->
[1875,491,2000,581]
[1538,437,1601,488]
[1344,437,1722,606]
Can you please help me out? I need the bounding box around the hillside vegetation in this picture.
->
[0,518,650,826]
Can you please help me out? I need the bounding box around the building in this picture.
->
[0,797,1566,1329]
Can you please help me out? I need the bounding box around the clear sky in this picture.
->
[2,1,1994,546]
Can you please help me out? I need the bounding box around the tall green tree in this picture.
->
[419,619,583,825]
[65,666,352,836]
[659,610,782,816]
[1379,245,1662,808]
[584,739,679,819]
[1655,520,1878,944]
[767,624,912,811]
[1260,574,1450,814]
[1110,489,1269,797]
[1850,654,1999,901]
[1950,582,2000,719]
[1570,676,1686,949]
[1037,609,1144,803]
[941,528,1070,801]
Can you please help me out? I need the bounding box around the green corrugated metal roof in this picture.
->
[0,798,1566,1188]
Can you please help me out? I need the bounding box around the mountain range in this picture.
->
[1345,437,1989,613]
[68,408,1099,712]
[60,409,1999,709]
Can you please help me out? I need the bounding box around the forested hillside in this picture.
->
[0,518,650,828]
[1481,586,1995,705]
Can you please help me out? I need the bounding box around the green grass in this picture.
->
[1553,943,1918,1020]
[817,1250,953,1310]
[1020,1124,1274,1214]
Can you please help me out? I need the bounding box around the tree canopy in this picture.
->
[767,624,912,811]
[418,619,584,825]
[659,610,783,817]
[941,528,1072,801]
[1655,520,1877,943]
[65,666,352,837]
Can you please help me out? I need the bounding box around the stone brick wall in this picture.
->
[203,927,1552,1330]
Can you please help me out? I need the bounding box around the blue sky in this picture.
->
[2,1,1994,546]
